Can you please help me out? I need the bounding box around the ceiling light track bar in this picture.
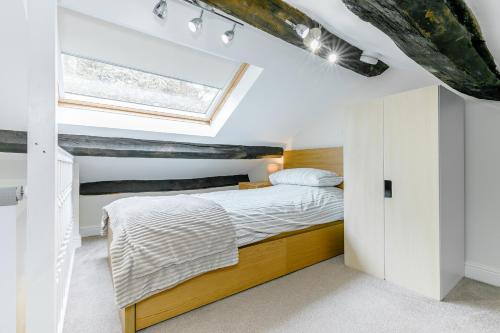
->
[180,0,244,27]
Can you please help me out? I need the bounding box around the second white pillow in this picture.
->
[269,168,343,187]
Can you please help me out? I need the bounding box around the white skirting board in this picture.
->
[465,262,500,287]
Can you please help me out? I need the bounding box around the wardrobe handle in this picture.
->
[384,180,392,198]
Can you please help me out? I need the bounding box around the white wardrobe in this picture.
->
[344,85,465,300]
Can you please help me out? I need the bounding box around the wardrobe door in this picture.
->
[383,86,441,299]
[344,99,385,278]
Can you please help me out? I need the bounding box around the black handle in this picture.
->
[384,180,392,198]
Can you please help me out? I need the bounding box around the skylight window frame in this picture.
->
[58,53,249,124]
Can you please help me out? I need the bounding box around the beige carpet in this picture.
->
[64,237,500,333]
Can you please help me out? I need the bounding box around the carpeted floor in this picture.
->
[64,237,500,333]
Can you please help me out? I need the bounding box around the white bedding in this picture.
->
[195,184,344,246]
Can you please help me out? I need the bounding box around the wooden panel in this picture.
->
[344,99,385,279]
[384,86,441,299]
[286,222,344,272]
[80,175,249,195]
[121,306,136,333]
[238,181,272,189]
[284,148,343,175]
[133,222,344,330]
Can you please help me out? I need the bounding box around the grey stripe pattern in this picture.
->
[102,195,238,308]
[195,184,344,246]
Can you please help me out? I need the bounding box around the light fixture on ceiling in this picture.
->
[222,23,236,44]
[304,27,322,52]
[188,10,204,32]
[328,52,338,63]
[153,0,168,19]
[360,51,380,65]
[285,20,310,39]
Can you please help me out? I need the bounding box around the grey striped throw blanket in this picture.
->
[102,194,238,308]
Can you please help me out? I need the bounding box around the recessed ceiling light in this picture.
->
[222,24,236,44]
[153,0,168,19]
[188,10,204,33]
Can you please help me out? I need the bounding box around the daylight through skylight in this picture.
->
[61,54,222,116]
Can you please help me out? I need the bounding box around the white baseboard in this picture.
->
[79,225,101,237]
[465,262,500,287]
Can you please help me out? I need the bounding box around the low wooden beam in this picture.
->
[0,130,27,153]
[58,134,283,159]
[80,175,250,195]
[342,0,500,101]
[200,0,388,77]
[0,130,284,159]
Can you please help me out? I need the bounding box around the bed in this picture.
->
[107,147,344,332]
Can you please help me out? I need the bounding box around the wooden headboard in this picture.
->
[283,147,343,176]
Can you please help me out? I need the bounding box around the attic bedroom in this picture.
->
[1,1,499,333]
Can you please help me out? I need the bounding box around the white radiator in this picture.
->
[55,148,75,333]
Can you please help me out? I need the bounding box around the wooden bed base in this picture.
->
[112,220,344,332]
[107,147,345,332]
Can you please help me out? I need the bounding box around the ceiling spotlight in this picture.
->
[328,52,338,63]
[309,39,321,52]
[285,20,310,39]
[153,0,168,19]
[360,51,380,65]
[222,23,236,44]
[304,27,322,52]
[188,10,204,33]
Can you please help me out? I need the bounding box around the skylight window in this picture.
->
[62,54,221,116]
[60,53,240,121]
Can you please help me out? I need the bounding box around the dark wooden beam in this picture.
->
[0,130,27,153]
[342,0,500,101]
[80,175,249,195]
[58,134,283,159]
[200,0,388,77]
[0,130,283,159]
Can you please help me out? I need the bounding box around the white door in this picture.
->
[344,99,385,278]
[383,86,441,299]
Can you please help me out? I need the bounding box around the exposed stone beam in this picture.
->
[199,0,388,77]
[342,0,500,101]
[0,130,283,159]
[80,175,249,195]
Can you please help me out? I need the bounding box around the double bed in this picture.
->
[106,147,344,332]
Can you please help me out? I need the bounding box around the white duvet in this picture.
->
[195,184,344,246]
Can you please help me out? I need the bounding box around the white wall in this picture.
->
[0,1,28,131]
[464,100,500,286]
[0,153,27,187]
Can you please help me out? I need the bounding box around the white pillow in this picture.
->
[269,168,343,187]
